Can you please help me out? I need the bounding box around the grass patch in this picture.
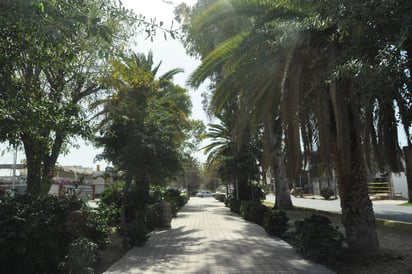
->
[262,200,274,207]
[399,202,412,207]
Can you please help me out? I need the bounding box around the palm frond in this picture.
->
[192,0,299,33]
[187,31,250,88]
[159,68,184,81]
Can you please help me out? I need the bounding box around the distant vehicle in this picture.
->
[196,191,215,198]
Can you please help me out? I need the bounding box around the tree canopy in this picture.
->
[0,0,181,194]
[181,0,412,258]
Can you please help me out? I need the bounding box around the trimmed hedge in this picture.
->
[240,200,269,225]
[294,214,344,263]
[263,209,289,237]
[215,193,226,202]
[320,187,334,200]
[228,198,242,214]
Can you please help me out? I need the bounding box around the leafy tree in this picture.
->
[0,0,180,195]
[184,0,412,257]
[173,156,204,195]
[0,0,134,194]
[95,51,194,224]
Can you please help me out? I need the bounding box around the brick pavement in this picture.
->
[105,197,334,274]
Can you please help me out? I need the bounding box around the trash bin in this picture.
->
[159,201,172,228]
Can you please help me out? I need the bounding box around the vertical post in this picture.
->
[185,175,188,195]
[403,146,412,203]
[236,176,239,200]
[92,184,96,200]
[332,169,337,199]
[12,148,17,193]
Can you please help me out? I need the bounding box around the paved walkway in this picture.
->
[105,197,333,274]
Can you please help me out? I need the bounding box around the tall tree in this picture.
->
[185,0,412,257]
[180,0,294,208]
[95,51,194,223]
[0,0,134,194]
[203,105,261,201]
[0,0,180,195]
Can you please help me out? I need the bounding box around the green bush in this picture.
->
[164,188,187,210]
[96,202,120,225]
[59,237,98,274]
[82,208,110,249]
[121,217,148,248]
[0,194,108,273]
[320,187,334,200]
[224,196,231,207]
[144,203,160,232]
[215,193,226,202]
[100,182,124,208]
[263,209,289,237]
[250,184,266,201]
[294,214,344,263]
[240,200,268,225]
[162,188,188,217]
[229,198,241,214]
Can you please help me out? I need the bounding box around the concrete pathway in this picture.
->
[105,197,333,274]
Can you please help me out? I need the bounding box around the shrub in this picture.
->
[320,187,334,200]
[215,193,226,202]
[59,237,98,274]
[170,200,179,217]
[0,194,81,273]
[263,209,289,237]
[240,200,268,225]
[250,184,266,201]
[82,207,110,249]
[162,188,188,217]
[120,217,148,248]
[144,203,160,232]
[100,182,124,208]
[164,188,187,210]
[0,194,109,274]
[294,214,344,263]
[229,198,241,214]
[224,196,231,207]
[96,202,120,225]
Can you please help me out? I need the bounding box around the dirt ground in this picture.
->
[95,205,412,274]
[94,231,126,274]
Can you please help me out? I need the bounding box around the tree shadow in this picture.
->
[106,226,205,273]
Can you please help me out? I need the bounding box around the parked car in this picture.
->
[196,191,215,198]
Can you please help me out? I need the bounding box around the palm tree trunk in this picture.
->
[330,80,379,257]
[263,115,293,209]
[273,154,293,210]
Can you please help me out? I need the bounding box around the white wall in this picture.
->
[391,172,409,199]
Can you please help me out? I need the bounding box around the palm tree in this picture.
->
[203,105,262,201]
[185,0,412,257]
[186,2,295,208]
[93,50,189,224]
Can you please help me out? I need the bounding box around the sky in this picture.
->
[1,0,409,175]
[0,0,209,174]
